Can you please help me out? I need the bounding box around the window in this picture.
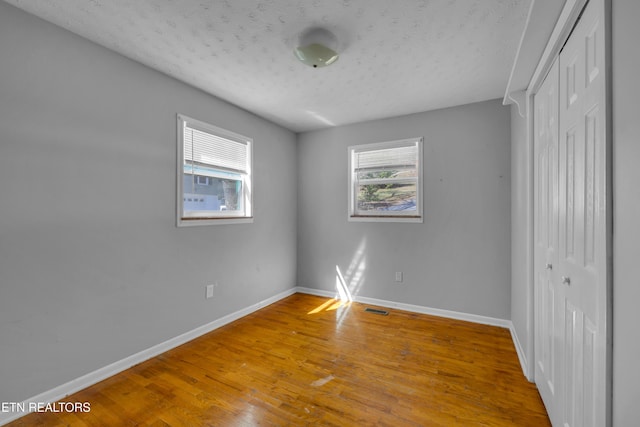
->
[177,114,252,226]
[348,137,423,222]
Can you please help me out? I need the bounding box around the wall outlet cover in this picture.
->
[206,284,214,299]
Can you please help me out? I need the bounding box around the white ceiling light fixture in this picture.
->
[294,27,339,68]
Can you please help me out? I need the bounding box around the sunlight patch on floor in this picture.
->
[307,298,352,314]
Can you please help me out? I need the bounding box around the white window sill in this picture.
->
[177,217,254,227]
[348,215,423,223]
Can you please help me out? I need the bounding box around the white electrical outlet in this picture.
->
[206,284,214,299]
[395,272,403,283]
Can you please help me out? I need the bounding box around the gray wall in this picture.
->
[297,100,512,319]
[510,92,531,369]
[612,1,640,424]
[0,2,297,403]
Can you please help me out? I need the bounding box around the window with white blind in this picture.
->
[177,114,252,226]
[348,138,423,222]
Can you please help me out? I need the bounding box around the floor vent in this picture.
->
[364,307,389,316]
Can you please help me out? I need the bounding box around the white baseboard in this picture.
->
[296,286,512,328]
[295,286,336,299]
[0,287,297,426]
[509,325,531,381]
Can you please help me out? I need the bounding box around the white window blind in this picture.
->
[353,144,417,172]
[183,124,249,174]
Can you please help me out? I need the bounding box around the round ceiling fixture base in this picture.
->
[294,27,339,68]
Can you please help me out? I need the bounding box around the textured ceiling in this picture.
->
[4,0,531,132]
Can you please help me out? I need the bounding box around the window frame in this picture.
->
[348,137,423,223]
[176,114,253,227]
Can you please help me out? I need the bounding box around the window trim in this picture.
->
[176,114,253,227]
[348,137,423,223]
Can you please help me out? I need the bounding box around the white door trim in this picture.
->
[528,0,590,96]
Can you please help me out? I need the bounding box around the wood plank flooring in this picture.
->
[8,293,550,426]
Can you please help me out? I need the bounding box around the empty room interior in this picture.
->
[0,0,638,426]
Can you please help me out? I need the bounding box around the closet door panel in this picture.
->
[533,57,560,422]
[557,0,607,425]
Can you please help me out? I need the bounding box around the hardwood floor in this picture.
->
[8,293,550,426]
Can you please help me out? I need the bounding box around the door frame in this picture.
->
[523,0,612,424]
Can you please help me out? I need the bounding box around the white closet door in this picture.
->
[533,0,609,425]
[533,57,561,423]
[557,0,608,426]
